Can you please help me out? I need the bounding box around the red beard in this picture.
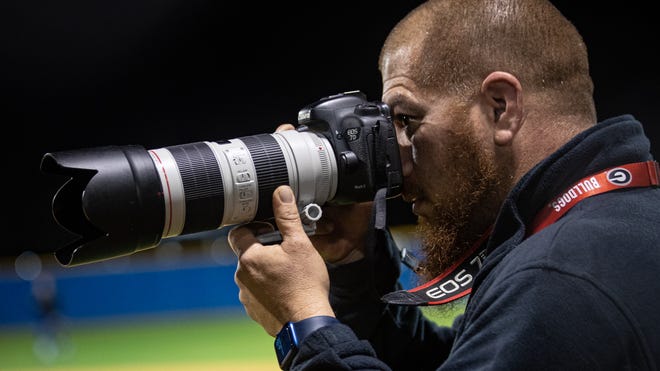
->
[413,126,513,283]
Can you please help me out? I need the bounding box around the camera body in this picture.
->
[41,91,402,266]
[297,91,401,204]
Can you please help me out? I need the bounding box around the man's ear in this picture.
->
[481,71,523,146]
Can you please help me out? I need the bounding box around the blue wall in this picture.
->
[1,226,421,326]
[0,262,241,325]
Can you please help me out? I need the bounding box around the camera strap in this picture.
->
[374,187,388,231]
[529,160,659,235]
[375,187,422,272]
[381,227,490,306]
[382,160,659,306]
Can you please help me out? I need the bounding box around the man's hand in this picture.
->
[309,202,373,263]
[228,185,335,336]
[275,124,373,265]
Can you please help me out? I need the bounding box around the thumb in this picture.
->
[272,185,306,242]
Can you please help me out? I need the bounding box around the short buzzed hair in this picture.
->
[380,0,595,119]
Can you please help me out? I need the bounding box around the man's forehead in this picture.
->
[380,44,420,78]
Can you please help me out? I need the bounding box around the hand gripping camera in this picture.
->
[41,91,403,267]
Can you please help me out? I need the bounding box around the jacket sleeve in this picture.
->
[292,227,457,370]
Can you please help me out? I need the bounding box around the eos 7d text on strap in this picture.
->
[381,227,491,306]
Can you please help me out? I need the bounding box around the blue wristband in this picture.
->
[274,316,339,370]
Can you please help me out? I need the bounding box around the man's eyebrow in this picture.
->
[386,94,424,116]
[385,94,411,109]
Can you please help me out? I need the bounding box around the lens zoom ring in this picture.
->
[239,134,289,220]
[167,142,224,234]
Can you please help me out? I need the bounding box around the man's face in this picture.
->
[382,63,513,281]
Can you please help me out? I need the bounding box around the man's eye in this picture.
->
[394,114,421,138]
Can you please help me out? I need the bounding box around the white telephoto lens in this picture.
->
[148,130,338,239]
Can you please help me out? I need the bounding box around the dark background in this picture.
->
[4,1,658,257]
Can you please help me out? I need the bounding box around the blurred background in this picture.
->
[2,1,658,370]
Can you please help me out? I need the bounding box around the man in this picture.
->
[228,0,660,369]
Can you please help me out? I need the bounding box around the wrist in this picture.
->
[274,315,339,370]
[289,301,334,322]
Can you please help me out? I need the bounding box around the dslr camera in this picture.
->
[42,91,403,267]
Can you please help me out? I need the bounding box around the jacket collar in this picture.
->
[480,114,652,276]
